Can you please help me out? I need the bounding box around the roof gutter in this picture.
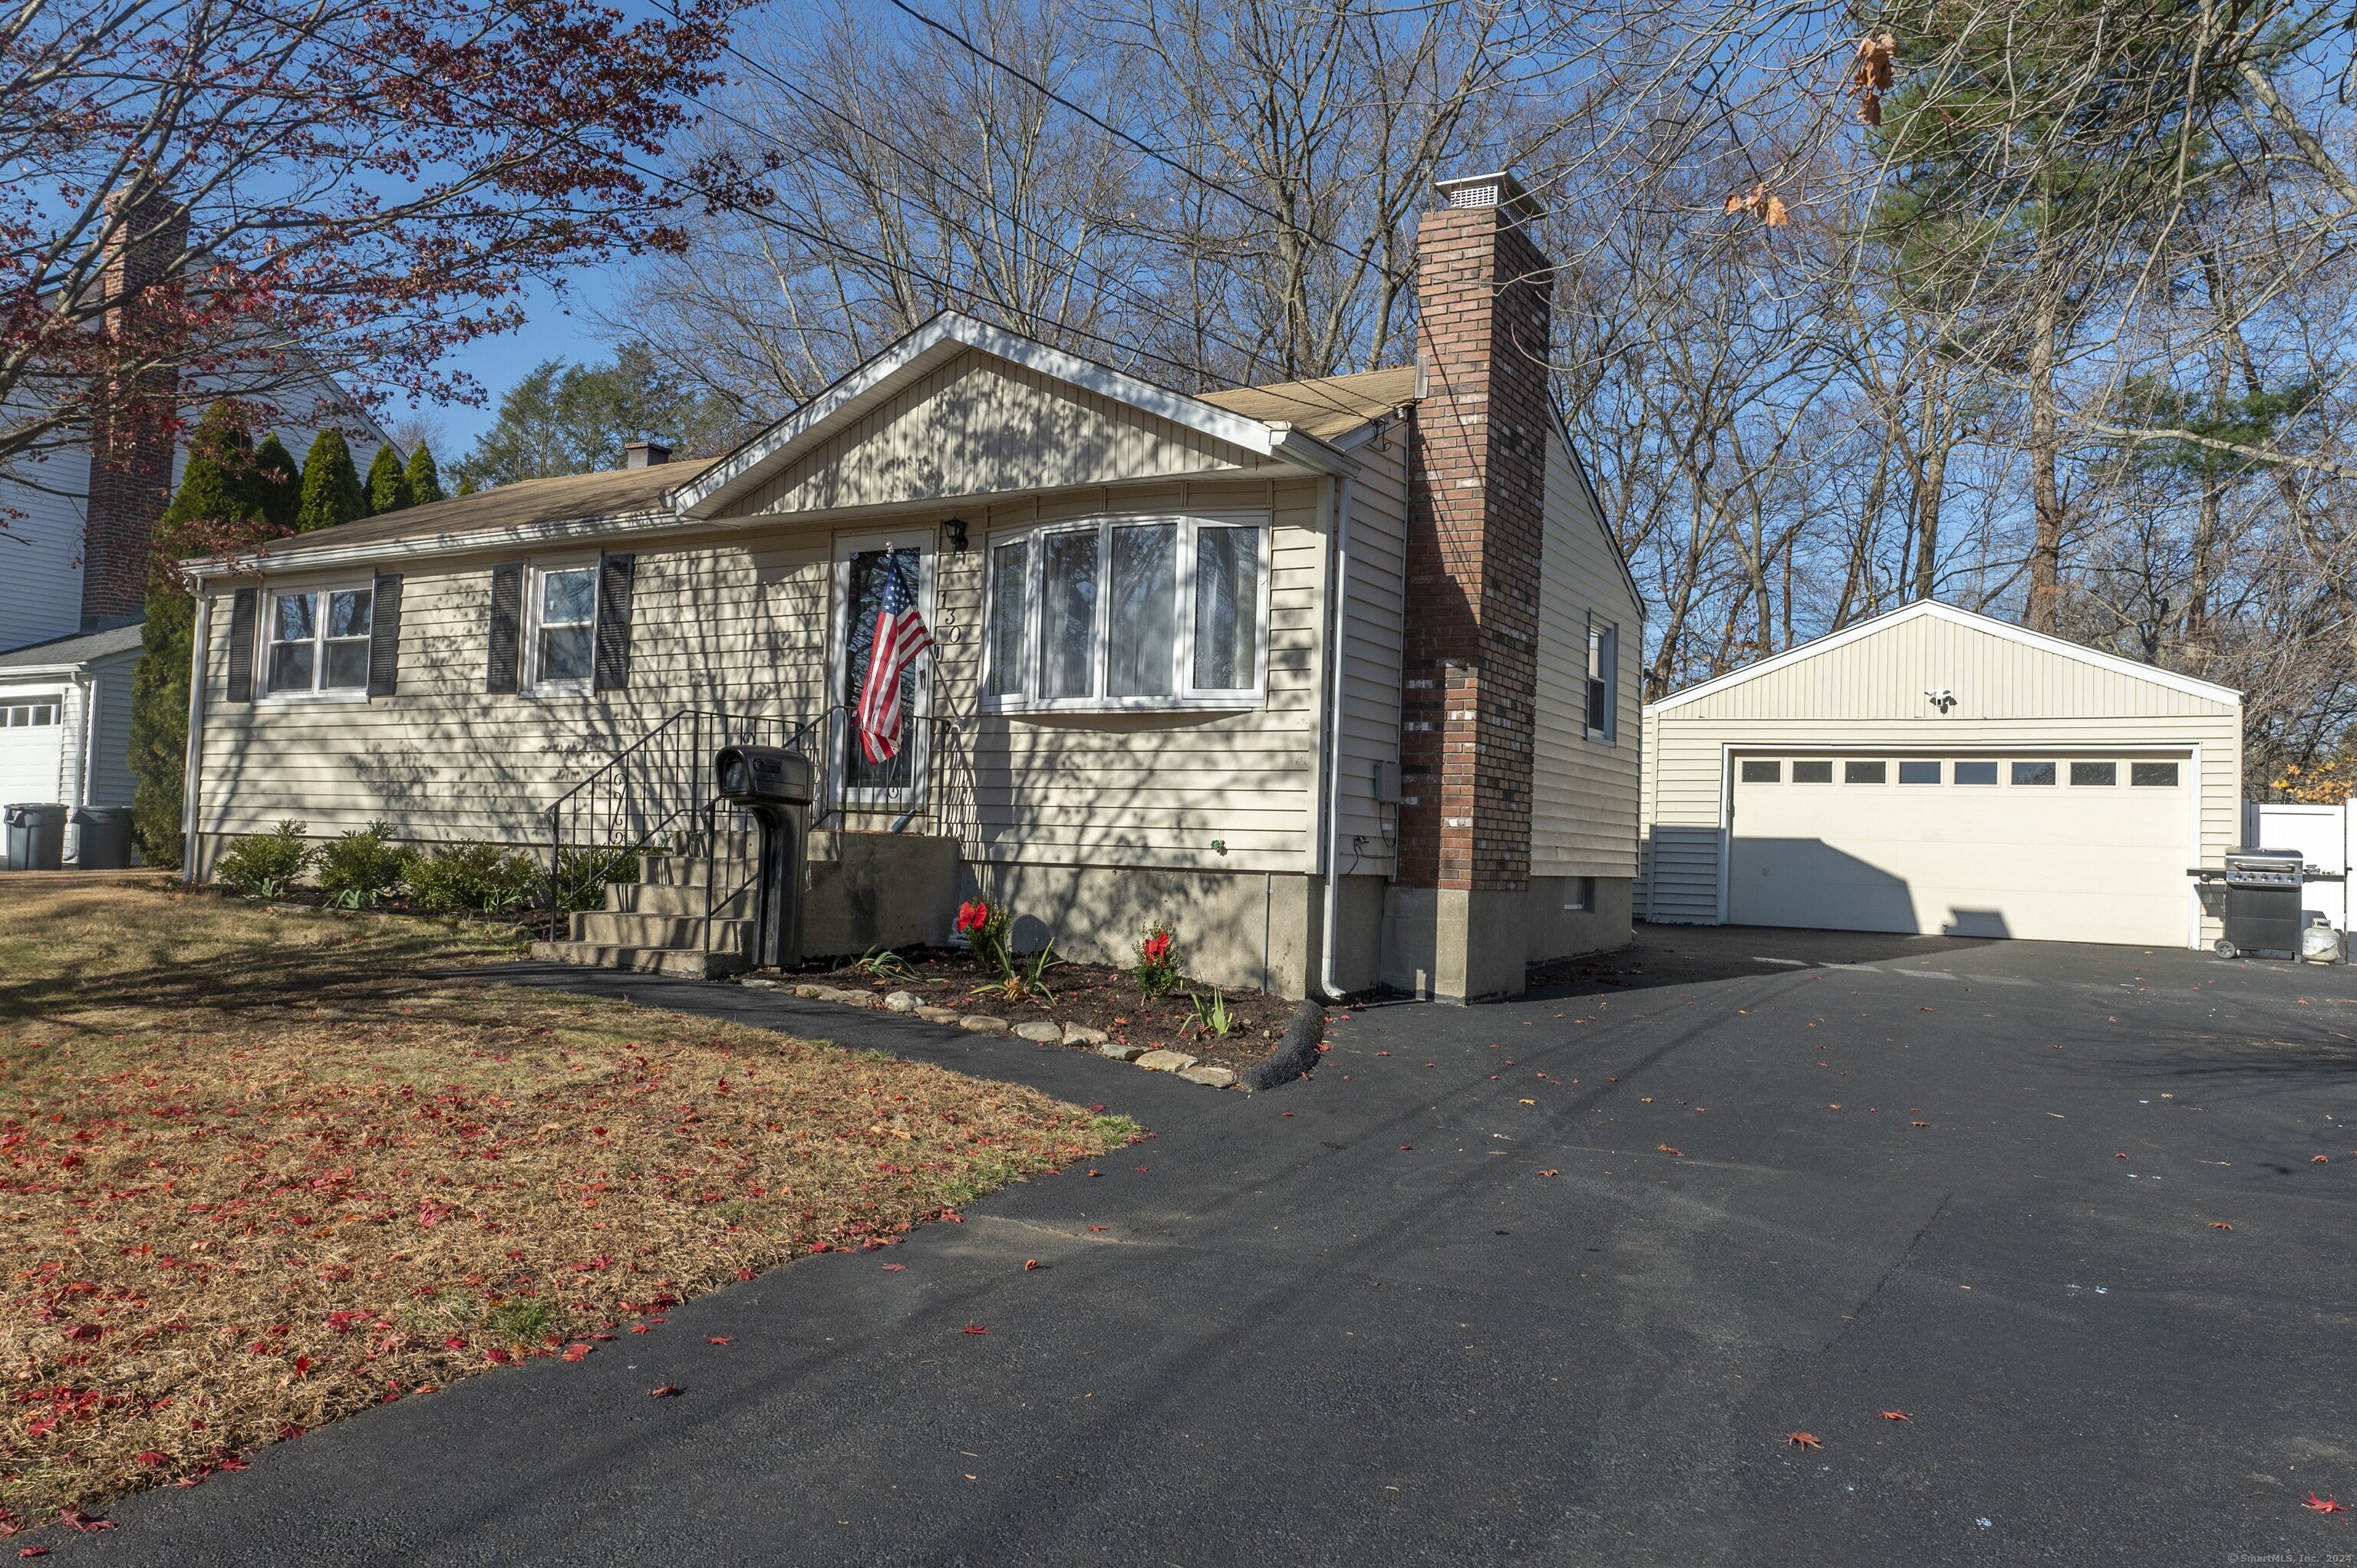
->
[179,505,687,581]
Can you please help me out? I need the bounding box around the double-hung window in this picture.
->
[983,514,1268,710]
[1585,618,1619,743]
[531,565,598,691]
[265,587,372,697]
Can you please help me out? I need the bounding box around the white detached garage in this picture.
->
[1638,601,2242,950]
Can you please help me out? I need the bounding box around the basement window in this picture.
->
[981,514,1268,712]
[1564,875,1596,912]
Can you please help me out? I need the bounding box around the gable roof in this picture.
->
[183,460,714,576]
[1646,599,2240,713]
[1199,366,1417,442]
[0,621,145,673]
[671,312,1355,519]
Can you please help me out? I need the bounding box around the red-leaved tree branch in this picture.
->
[0,0,744,493]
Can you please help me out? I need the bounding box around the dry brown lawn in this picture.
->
[0,884,1134,1532]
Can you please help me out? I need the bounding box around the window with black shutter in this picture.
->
[367,573,403,697]
[224,588,258,703]
[593,552,635,691]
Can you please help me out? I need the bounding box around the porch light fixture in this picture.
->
[942,517,969,553]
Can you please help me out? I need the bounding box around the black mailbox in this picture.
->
[714,746,816,969]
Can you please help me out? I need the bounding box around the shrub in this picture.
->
[405,842,540,914]
[214,820,315,898]
[955,898,1010,977]
[1133,919,1180,1001]
[555,845,642,913]
[316,822,412,909]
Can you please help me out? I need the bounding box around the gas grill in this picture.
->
[2187,849,2344,958]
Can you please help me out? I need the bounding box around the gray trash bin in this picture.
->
[69,805,133,869]
[5,803,68,871]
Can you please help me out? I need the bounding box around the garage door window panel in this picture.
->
[1954,760,1999,786]
[2071,762,2118,786]
[1,703,59,728]
[1898,760,1941,784]
[1740,759,1780,783]
[2131,762,2181,787]
[1844,760,1887,784]
[2011,761,2057,786]
[1792,760,1833,783]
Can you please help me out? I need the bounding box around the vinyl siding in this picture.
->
[1531,427,1643,876]
[194,476,1325,875]
[1638,607,2243,942]
[0,448,90,651]
[740,350,1274,518]
[1334,433,1406,874]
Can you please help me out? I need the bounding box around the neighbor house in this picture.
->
[1638,598,2243,950]
[176,172,1643,1001]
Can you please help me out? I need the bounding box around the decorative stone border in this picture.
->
[734,977,1244,1089]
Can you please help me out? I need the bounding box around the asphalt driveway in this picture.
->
[51,924,2357,1566]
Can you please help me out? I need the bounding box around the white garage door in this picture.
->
[0,697,67,805]
[1729,753,2193,946]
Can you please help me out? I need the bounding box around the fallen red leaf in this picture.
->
[1399,1145,1413,1151]
[1880,1410,1911,1421]
[2315,1155,2332,1164]
[1538,1169,1560,1177]
[736,1267,756,1282]
[2305,1493,2346,1514]
[19,1549,50,1559]
[56,1511,112,1533]
[707,1336,732,1345]
[881,1263,907,1271]
[1023,1259,1041,1271]
[2210,1221,2233,1230]
[1657,1145,1683,1156]
[561,1344,592,1362]
[648,1384,682,1398]
[961,1324,988,1335]
[1087,1224,1107,1233]
[1910,1121,1930,1128]
[1785,1432,1821,1449]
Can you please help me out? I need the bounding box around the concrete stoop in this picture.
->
[532,853,753,977]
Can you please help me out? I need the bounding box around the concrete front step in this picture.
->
[603,879,753,917]
[529,940,748,978]
[570,910,754,950]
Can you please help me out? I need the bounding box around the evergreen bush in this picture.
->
[295,429,368,532]
[405,842,541,914]
[316,821,412,908]
[214,821,315,898]
[365,442,412,514]
[404,442,445,506]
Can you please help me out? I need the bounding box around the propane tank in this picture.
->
[2301,916,2342,964]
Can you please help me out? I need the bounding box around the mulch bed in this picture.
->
[807,948,1294,1076]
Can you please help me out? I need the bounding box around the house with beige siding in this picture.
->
[1639,599,2243,950]
[177,172,1643,1001]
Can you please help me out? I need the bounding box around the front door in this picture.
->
[829,531,935,812]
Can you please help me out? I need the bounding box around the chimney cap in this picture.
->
[1433,170,1544,223]
[624,439,671,469]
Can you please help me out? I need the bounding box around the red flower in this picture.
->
[1142,932,1172,964]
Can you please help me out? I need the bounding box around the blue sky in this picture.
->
[394,266,626,458]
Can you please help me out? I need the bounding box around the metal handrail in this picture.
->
[543,709,791,934]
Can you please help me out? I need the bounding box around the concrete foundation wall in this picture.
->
[967,862,1317,999]
[802,831,961,960]
[1382,877,1633,1002]
[1522,875,1634,970]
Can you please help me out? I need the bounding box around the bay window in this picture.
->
[983,515,1268,710]
[265,587,372,697]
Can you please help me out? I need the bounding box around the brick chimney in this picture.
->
[1392,170,1553,1001]
[624,439,671,469]
[81,180,186,630]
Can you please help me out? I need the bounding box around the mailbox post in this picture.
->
[714,745,816,970]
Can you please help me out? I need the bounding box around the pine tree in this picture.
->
[252,433,301,534]
[366,440,413,514]
[404,441,445,506]
[130,402,267,865]
[295,428,369,532]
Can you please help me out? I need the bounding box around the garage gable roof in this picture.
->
[1647,599,2240,714]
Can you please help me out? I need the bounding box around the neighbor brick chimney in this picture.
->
[1392,170,1554,1000]
[81,179,186,630]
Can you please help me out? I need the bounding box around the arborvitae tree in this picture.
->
[404,441,445,506]
[130,402,267,865]
[252,433,301,533]
[366,440,413,514]
[295,428,369,532]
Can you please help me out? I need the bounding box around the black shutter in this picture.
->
[486,564,523,693]
[593,552,635,691]
[225,588,258,703]
[366,572,403,697]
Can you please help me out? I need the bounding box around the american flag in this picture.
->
[855,554,934,764]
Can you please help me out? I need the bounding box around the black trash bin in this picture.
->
[70,805,134,869]
[5,803,68,871]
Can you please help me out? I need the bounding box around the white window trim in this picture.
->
[1585,615,1619,744]
[980,511,1271,715]
[523,557,600,697]
[257,583,374,703]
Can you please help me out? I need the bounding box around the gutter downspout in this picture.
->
[180,592,211,884]
[1316,470,1357,1002]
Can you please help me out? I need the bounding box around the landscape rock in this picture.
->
[739,977,780,991]
[1013,1021,1063,1043]
[1097,1041,1145,1062]
[1062,1023,1109,1046]
[1178,1065,1237,1089]
[883,991,920,1013]
[961,1015,1011,1033]
[1136,1049,1198,1073]
[793,985,824,1000]
[915,1006,964,1024]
